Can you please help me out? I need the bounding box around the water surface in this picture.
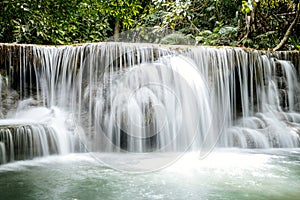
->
[1,149,299,200]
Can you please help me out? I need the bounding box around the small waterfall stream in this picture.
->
[0,43,299,163]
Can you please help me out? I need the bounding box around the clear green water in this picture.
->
[0,149,300,200]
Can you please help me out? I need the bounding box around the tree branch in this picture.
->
[273,5,299,51]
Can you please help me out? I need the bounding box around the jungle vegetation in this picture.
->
[0,0,299,50]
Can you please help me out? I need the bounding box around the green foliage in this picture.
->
[0,0,111,44]
[138,0,241,46]
[0,0,298,50]
[289,37,300,50]
[239,0,299,50]
[100,0,142,29]
[152,0,192,30]
[196,23,238,46]
[253,31,279,49]
[259,0,294,8]
[160,32,194,45]
[241,1,251,14]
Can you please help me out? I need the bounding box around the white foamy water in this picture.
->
[0,43,299,164]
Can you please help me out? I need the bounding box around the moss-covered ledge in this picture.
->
[1,42,299,60]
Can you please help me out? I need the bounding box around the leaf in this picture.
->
[199,30,212,36]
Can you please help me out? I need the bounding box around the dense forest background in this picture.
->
[0,0,299,50]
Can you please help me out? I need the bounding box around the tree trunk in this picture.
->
[114,20,120,42]
[273,6,299,51]
[238,14,251,45]
[252,1,260,32]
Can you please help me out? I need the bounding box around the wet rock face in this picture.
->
[0,76,19,118]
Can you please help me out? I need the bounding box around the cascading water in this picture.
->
[0,141,5,164]
[0,104,79,163]
[0,43,299,164]
[190,47,300,148]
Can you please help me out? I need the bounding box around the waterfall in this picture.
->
[0,105,80,163]
[0,43,299,163]
[95,55,214,152]
[0,141,6,164]
[190,48,300,148]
